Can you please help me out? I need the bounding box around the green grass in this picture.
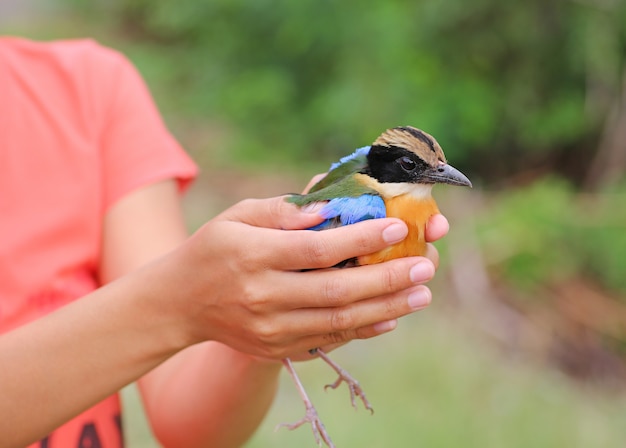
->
[123,306,626,447]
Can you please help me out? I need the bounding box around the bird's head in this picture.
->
[363,126,472,192]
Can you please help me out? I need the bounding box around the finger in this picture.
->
[263,257,435,309]
[269,218,409,270]
[219,196,325,230]
[425,214,449,242]
[284,285,432,352]
[424,243,440,270]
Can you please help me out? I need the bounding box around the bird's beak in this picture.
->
[423,163,472,188]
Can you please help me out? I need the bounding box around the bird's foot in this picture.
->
[316,349,374,413]
[280,357,336,447]
[275,403,335,448]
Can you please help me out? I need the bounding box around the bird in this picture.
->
[278,125,472,447]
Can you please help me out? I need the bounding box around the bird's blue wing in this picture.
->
[308,194,386,231]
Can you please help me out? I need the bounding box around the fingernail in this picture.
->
[408,288,432,310]
[382,223,408,244]
[373,319,398,334]
[410,261,435,283]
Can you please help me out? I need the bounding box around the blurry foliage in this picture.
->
[50,0,626,423]
[479,178,626,297]
[69,0,625,183]
[60,1,626,298]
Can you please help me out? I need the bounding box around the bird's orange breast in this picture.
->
[357,194,439,266]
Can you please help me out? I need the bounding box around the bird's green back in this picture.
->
[288,152,378,206]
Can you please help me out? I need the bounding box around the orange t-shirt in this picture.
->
[0,37,198,447]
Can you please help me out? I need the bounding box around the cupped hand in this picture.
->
[163,195,448,361]
[287,212,449,361]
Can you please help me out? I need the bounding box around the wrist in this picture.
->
[119,255,197,356]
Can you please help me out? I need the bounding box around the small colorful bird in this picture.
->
[279,126,472,447]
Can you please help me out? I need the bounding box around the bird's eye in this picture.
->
[399,157,416,172]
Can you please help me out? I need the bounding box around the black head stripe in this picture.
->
[365,144,430,183]
[397,126,436,153]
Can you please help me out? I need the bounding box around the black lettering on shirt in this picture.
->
[77,423,102,448]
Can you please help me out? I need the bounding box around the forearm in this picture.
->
[0,268,186,447]
[140,342,282,448]
[100,179,282,447]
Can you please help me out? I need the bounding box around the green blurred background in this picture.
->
[4,0,626,446]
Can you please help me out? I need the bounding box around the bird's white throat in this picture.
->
[380,182,434,199]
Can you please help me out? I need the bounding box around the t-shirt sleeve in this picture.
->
[96,46,198,211]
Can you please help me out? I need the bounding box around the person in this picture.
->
[0,36,449,448]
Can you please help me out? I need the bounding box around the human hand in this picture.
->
[288,173,448,359]
[157,196,447,361]
[285,212,448,361]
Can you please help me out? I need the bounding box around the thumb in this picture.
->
[425,214,449,242]
[217,196,326,230]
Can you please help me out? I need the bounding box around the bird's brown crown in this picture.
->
[372,126,446,168]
